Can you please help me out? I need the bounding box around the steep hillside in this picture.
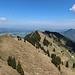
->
[0,34,61,75]
[44,30,75,52]
[0,30,75,75]
[25,30,75,75]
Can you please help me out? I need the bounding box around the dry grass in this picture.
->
[0,31,75,75]
[38,31,75,75]
[0,34,60,75]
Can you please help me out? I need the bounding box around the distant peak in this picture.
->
[65,29,75,33]
[68,28,74,31]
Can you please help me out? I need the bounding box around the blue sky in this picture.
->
[0,0,75,30]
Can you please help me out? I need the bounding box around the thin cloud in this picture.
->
[0,17,6,21]
[70,4,75,13]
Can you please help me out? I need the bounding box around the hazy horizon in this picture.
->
[0,27,71,38]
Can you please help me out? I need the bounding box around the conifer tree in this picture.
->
[12,57,16,69]
[58,65,61,71]
[53,48,55,52]
[73,63,75,68]
[7,56,13,66]
[47,50,50,57]
[51,55,61,67]
[66,61,69,68]
[51,54,56,58]
[17,61,24,75]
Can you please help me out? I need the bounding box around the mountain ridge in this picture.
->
[0,33,61,75]
[62,29,75,42]
[0,30,75,75]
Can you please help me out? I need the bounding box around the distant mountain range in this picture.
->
[0,28,75,42]
[62,29,75,42]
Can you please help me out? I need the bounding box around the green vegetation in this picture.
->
[24,31,41,46]
[43,37,50,47]
[66,61,69,68]
[36,42,50,56]
[24,31,47,54]
[45,31,63,41]
[17,61,24,75]
[7,56,24,75]
[58,65,61,71]
[7,56,16,69]
[53,37,61,42]
[66,40,75,52]
[24,39,26,42]
[51,54,61,67]
[40,46,46,52]
[7,56,13,67]
[53,48,55,52]
[17,36,22,41]
[73,63,75,68]
[45,31,75,52]
[36,42,41,49]
[47,50,50,57]
[62,61,63,65]
[53,37,58,42]
[12,57,16,69]
[39,45,47,54]
[51,54,56,59]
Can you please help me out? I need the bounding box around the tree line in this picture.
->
[7,56,24,75]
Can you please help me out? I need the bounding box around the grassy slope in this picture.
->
[37,31,75,75]
[0,34,60,75]
[0,30,75,75]
[0,59,20,75]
